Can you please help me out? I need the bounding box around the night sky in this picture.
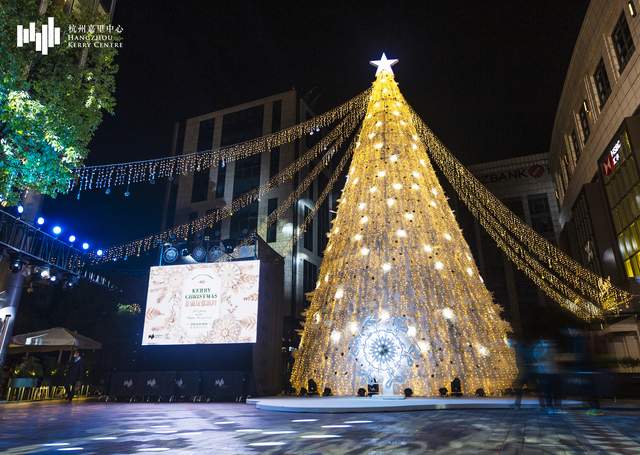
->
[44,0,589,251]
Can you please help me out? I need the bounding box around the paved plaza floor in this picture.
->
[1,400,640,454]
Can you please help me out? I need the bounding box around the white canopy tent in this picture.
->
[9,327,102,354]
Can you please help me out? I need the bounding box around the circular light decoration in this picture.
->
[81,242,90,251]
[68,235,76,243]
[350,316,420,395]
[192,245,207,262]
[96,249,103,257]
[36,217,45,225]
[163,246,179,264]
[52,226,62,235]
[442,307,454,320]
[17,205,24,214]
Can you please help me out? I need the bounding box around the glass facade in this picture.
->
[601,129,640,277]
[191,119,215,202]
[267,198,278,243]
[579,104,590,142]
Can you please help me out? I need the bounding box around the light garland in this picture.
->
[407,102,631,316]
[68,89,371,195]
[92,108,365,263]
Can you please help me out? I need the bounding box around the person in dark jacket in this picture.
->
[66,351,85,402]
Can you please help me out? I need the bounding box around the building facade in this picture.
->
[461,154,561,336]
[162,90,336,332]
[550,0,640,294]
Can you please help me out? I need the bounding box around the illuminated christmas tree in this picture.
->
[291,54,517,396]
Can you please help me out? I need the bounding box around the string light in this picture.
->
[409,103,629,318]
[69,89,371,196]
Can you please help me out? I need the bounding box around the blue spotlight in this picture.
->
[82,242,90,250]
[96,249,103,257]
[36,216,45,225]
[52,225,62,235]
[68,235,76,243]
[17,205,24,214]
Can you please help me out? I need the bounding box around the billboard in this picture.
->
[142,261,260,345]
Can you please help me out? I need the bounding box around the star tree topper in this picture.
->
[369,52,398,75]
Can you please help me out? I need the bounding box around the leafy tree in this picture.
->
[0,0,118,205]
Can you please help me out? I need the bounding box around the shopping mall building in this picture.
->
[551,0,640,294]
[550,0,640,358]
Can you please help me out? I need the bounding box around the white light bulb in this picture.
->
[444,233,452,241]
[382,263,391,272]
[315,281,320,289]
[430,200,437,208]
[396,229,407,238]
[477,345,489,357]
[420,159,427,167]
[400,120,407,126]
[411,143,418,150]
[375,120,383,127]
[377,170,386,177]
[374,142,384,150]
[368,132,376,139]
[349,321,359,334]
[360,216,369,224]
[466,267,473,276]
[389,154,399,162]
[331,330,342,343]
[431,187,438,196]
[314,312,321,323]
[360,247,370,256]
[407,326,417,337]
[442,307,454,319]
[358,202,367,210]
[392,110,400,116]
[380,309,390,320]
[392,182,403,190]
[404,212,414,221]
[386,198,396,207]
[353,234,363,241]
[412,134,419,141]
[412,171,421,178]
[324,273,330,282]
[369,186,378,193]
[418,340,430,352]
[435,261,444,270]
[423,244,433,253]
[352,177,360,185]
[411,183,420,190]
[334,287,344,299]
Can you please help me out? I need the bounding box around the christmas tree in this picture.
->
[291,54,517,396]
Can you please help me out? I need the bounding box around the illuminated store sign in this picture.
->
[602,140,622,176]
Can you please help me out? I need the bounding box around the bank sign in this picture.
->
[602,139,623,176]
[476,164,546,185]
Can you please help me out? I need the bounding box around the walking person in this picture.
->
[512,338,534,409]
[66,351,85,402]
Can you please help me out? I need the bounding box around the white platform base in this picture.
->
[247,396,582,413]
[370,394,405,400]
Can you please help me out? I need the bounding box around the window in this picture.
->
[191,169,209,202]
[215,163,226,198]
[269,147,280,178]
[570,129,581,161]
[221,105,264,146]
[612,12,635,72]
[302,260,318,302]
[175,121,186,155]
[196,118,214,152]
[593,59,612,108]
[267,198,278,243]
[579,105,590,142]
[303,206,313,251]
[528,194,554,240]
[271,100,282,133]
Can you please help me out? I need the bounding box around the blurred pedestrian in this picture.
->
[532,339,562,413]
[512,338,534,409]
[566,328,603,416]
